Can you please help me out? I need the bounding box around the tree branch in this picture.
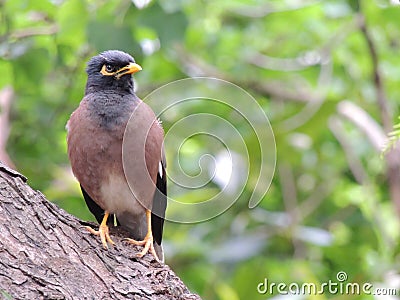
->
[10,25,58,39]
[228,1,319,18]
[0,162,200,300]
[173,45,315,103]
[337,100,386,152]
[329,116,367,184]
[359,10,400,217]
[359,14,391,133]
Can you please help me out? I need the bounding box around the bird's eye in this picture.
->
[105,64,114,72]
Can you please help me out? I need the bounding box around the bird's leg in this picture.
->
[85,211,115,249]
[124,209,160,262]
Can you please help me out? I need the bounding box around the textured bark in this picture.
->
[0,162,200,300]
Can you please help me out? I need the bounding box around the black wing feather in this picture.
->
[151,163,167,245]
[80,184,119,225]
[80,184,104,224]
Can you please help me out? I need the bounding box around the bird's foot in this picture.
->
[124,233,160,262]
[85,224,115,249]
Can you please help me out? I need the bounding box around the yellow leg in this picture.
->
[85,211,115,249]
[124,210,160,262]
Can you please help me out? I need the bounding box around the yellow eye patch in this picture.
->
[100,64,116,76]
[100,63,142,79]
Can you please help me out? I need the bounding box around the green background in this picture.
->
[1,0,399,299]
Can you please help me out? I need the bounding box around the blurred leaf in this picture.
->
[87,21,142,58]
[12,47,51,91]
[347,0,360,12]
[137,3,188,47]
[215,283,240,300]
[57,0,88,46]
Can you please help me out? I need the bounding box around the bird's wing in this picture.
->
[151,150,167,246]
[80,184,104,224]
[80,184,118,226]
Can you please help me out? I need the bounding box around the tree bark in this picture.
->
[0,162,200,300]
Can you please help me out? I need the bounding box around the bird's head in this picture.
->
[85,50,142,95]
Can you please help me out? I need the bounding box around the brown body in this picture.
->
[67,50,166,261]
[67,97,164,242]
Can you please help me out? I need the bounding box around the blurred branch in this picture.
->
[298,183,330,220]
[10,25,58,39]
[228,0,319,18]
[337,100,386,152]
[174,45,314,103]
[175,15,362,106]
[246,14,362,72]
[245,51,320,72]
[359,15,391,132]
[173,45,225,78]
[278,163,306,257]
[0,86,15,169]
[358,9,400,217]
[244,80,313,103]
[278,163,299,221]
[329,116,367,184]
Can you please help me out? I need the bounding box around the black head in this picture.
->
[85,50,142,95]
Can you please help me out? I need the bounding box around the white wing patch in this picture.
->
[159,161,163,178]
[156,117,163,130]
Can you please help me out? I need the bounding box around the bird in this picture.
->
[66,50,167,262]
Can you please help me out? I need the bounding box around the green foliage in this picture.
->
[383,116,400,154]
[1,0,399,299]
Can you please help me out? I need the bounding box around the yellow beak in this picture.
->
[115,62,142,79]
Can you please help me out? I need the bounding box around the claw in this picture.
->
[84,211,115,249]
[124,233,159,261]
[124,210,160,262]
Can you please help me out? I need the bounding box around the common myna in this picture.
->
[66,50,166,262]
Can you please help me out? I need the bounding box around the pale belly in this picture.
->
[100,174,146,216]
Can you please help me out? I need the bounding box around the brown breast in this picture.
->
[67,97,163,215]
